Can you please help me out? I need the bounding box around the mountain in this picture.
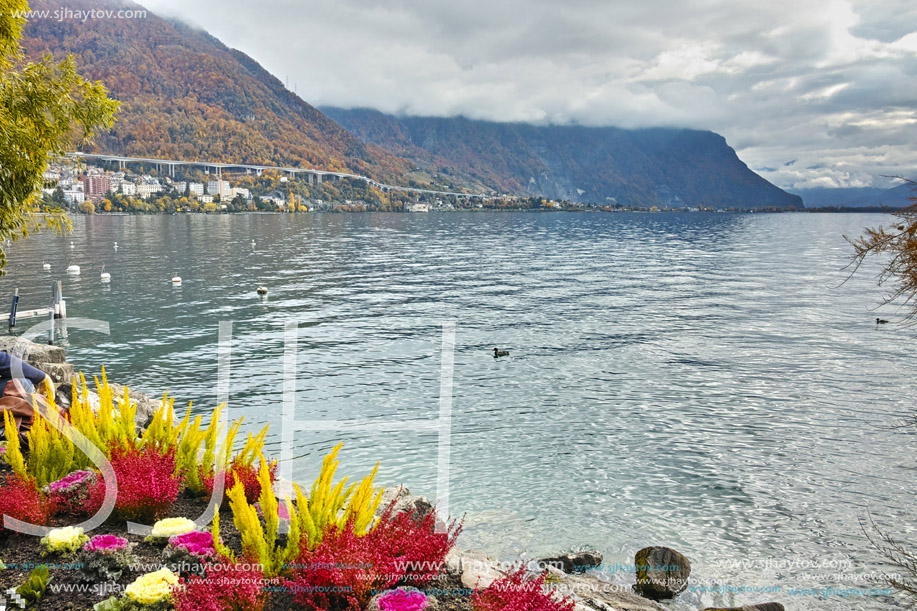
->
[321,107,802,209]
[19,0,801,207]
[20,0,408,181]
[789,183,915,208]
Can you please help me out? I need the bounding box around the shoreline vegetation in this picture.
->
[0,338,786,611]
[43,159,800,215]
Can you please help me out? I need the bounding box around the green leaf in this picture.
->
[93,596,125,611]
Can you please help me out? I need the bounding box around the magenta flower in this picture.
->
[378,590,428,611]
[254,500,290,520]
[169,530,216,557]
[49,470,95,494]
[84,534,130,553]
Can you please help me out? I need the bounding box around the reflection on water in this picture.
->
[0,212,913,609]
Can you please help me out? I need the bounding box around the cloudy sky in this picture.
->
[143,0,917,190]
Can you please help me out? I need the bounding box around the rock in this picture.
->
[0,336,67,364]
[367,587,439,611]
[702,604,784,611]
[549,569,665,611]
[107,382,167,429]
[375,485,434,521]
[446,549,505,590]
[539,550,604,574]
[633,546,691,600]
[33,362,74,384]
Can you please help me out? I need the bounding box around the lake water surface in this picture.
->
[1,212,913,609]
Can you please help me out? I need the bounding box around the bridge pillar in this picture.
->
[316,174,322,184]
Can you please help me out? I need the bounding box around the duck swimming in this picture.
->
[493,348,509,358]
[876,318,889,324]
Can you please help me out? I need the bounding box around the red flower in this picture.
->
[174,561,266,611]
[472,568,575,611]
[110,446,182,522]
[0,474,52,532]
[201,461,276,504]
[285,505,462,611]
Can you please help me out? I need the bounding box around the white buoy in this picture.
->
[114,241,118,249]
[171,273,182,286]
[70,241,74,248]
[251,240,256,247]
[42,262,51,271]
[66,264,80,275]
[256,285,268,295]
[100,265,111,283]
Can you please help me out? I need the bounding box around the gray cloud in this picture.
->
[142,0,917,189]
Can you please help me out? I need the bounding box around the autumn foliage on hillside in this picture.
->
[20,0,409,182]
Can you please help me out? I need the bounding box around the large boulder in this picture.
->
[633,546,691,600]
[702,604,784,611]
[539,550,604,574]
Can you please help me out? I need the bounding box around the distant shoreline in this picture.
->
[69,206,899,217]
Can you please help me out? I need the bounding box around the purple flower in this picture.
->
[378,589,428,611]
[168,530,215,557]
[49,470,95,494]
[84,534,130,553]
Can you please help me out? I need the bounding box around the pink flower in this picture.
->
[84,534,130,553]
[378,589,429,611]
[49,470,95,494]
[169,530,216,557]
[254,500,290,520]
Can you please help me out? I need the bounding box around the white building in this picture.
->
[108,172,125,191]
[63,188,85,204]
[199,194,213,203]
[137,182,163,199]
[187,182,204,196]
[207,180,230,198]
[231,187,251,200]
[120,182,136,196]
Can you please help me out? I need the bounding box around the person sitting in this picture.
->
[0,351,56,449]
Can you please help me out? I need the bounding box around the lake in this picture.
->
[1,211,913,609]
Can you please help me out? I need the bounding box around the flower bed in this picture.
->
[0,374,574,611]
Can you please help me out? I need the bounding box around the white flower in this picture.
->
[150,517,196,538]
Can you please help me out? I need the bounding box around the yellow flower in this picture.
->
[125,568,179,604]
[44,526,88,553]
[150,517,196,538]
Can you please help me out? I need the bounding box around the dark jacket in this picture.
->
[0,351,48,395]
